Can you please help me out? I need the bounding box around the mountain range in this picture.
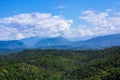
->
[1,34,120,53]
[71,34,120,49]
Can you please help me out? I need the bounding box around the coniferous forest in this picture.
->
[0,47,120,80]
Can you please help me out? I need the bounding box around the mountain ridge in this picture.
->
[1,34,120,53]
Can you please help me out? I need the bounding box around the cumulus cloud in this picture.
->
[65,10,120,40]
[0,10,120,40]
[77,10,120,37]
[0,12,73,40]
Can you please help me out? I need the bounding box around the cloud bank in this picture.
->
[0,13,73,40]
[78,10,120,37]
[0,10,120,40]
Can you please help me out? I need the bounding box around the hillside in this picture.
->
[0,46,120,80]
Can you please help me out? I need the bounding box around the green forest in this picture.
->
[0,47,120,80]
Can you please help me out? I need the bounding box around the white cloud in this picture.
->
[0,10,120,40]
[77,10,120,37]
[65,10,120,40]
[54,5,67,10]
[57,5,65,9]
[0,12,73,40]
[65,25,94,40]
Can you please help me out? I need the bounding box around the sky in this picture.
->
[0,0,120,40]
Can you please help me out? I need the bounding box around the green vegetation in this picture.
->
[0,47,120,80]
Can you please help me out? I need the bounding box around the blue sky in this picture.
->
[0,0,119,23]
[0,0,120,40]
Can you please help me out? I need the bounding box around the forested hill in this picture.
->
[0,46,120,80]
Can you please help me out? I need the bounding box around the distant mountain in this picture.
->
[20,37,47,47]
[0,40,26,53]
[72,34,120,49]
[33,36,70,48]
[0,40,26,49]
[1,34,120,53]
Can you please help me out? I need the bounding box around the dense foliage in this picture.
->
[0,47,120,80]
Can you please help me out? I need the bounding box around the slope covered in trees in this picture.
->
[0,47,120,80]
